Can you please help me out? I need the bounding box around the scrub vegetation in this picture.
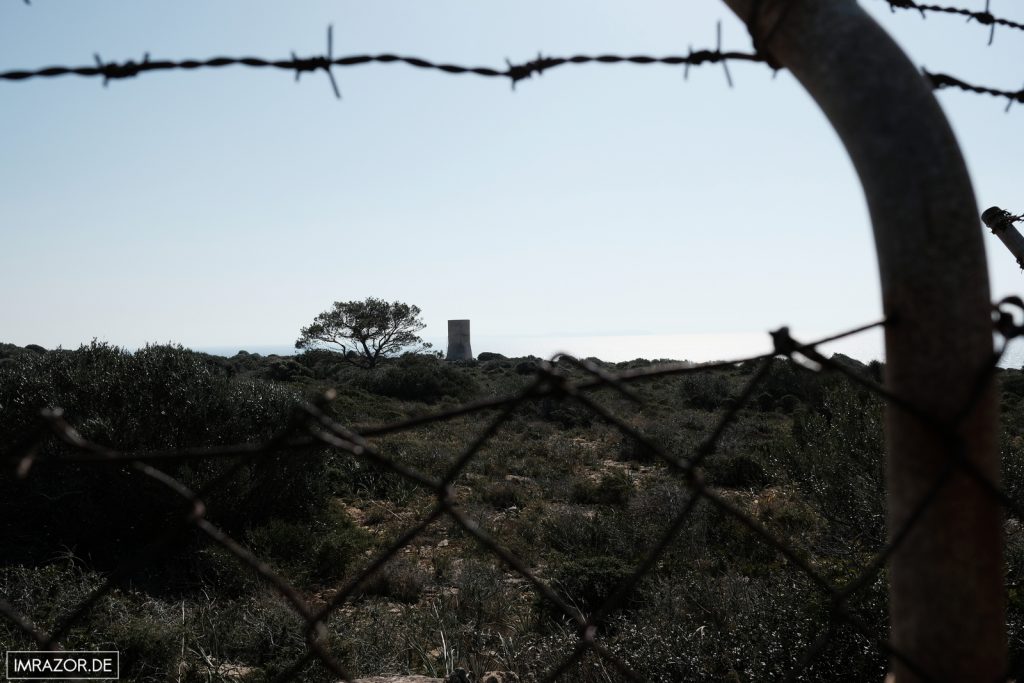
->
[2,340,1023,681]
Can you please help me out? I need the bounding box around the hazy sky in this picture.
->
[2,1,1022,354]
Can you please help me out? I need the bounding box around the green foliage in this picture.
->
[0,342,329,567]
[480,479,527,509]
[357,557,429,603]
[246,506,370,585]
[293,348,347,380]
[759,359,824,406]
[548,555,636,615]
[350,354,479,403]
[571,470,634,505]
[679,372,731,410]
[295,297,430,369]
[536,397,594,428]
[326,455,423,504]
[263,358,313,382]
[703,453,770,489]
[538,506,626,557]
[781,381,886,543]
[5,341,1008,682]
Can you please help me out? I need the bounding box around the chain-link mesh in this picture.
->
[2,2,1023,680]
[1,309,1022,681]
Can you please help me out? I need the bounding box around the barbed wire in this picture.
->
[2,3,1021,679]
[983,206,1024,234]
[0,24,761,98]
[1,309,1019,681]
[924,70,1024,111]
[0,22,1017,110]
[881,0,1024,44]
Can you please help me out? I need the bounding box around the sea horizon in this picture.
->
[17,328,1024,368]
[189,330,1024,370]
[196,330,891,365]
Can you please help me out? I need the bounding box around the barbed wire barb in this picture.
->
[881,0,1024,40]
[923,69,1024,111]
[1,33,1017,109]
[293,25,340,99]
[718,21,734,88]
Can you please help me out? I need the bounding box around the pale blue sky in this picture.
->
[1,1,1022,357]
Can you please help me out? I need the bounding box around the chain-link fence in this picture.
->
[2,0,1023,680]
[0,311,1021,681]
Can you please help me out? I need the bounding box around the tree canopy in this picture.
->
[295,298,431,369]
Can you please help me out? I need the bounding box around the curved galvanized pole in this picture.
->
[719,0,1004,680]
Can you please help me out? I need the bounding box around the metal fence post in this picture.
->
[983,206,1024,270]
[719,1,1004,679]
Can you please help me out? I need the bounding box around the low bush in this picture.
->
[781,381,886,544]
[703,453,769,489]
[358,557,429,603]
[571,470,634,505]
[548,555,637,615]
[480,480,527,509]
[350,355,478,403]
[680,373,731,410]
[536,397,594,429]
[0,342,328,569]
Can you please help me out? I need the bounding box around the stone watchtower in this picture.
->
[446,320,472,361]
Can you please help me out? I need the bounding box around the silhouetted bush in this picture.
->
[264,358,313,382]
[781,381,886,543]
[571,470,634,505]
[680,373,731,410]
[760,359,827,407]
[549,555,636,615]
[293,348,347,380]
[704,453,769,489]
[350,355,478,403]
[0,342,329,568]
[481,479,527,509]
[357,557,429,603]
[514,361,537,375]
[246,506,369,585]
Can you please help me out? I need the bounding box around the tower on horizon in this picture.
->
[446,320,472,361]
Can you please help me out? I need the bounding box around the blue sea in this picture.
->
[196,329,1024,369]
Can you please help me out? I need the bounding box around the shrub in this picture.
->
[350,355,478,403]
[246,504,371,585]
[777,393,801,413]
[680,373,731,410]
[263,358,313,382]
[481,480,527,509]
[0,342,329,569]
[536,397,593,429]
[293,348,347,380]
[1002,371,1024,399]
[538,507,624,556]
[703,453,769,489]
[759,359,827,407]
[314,507,374,582]
[358,557,429,603]
[548,555,636,615]
[617,434,663,463]
[780,381,886,544]
[571,470,634,505]
[452,560,507,626]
